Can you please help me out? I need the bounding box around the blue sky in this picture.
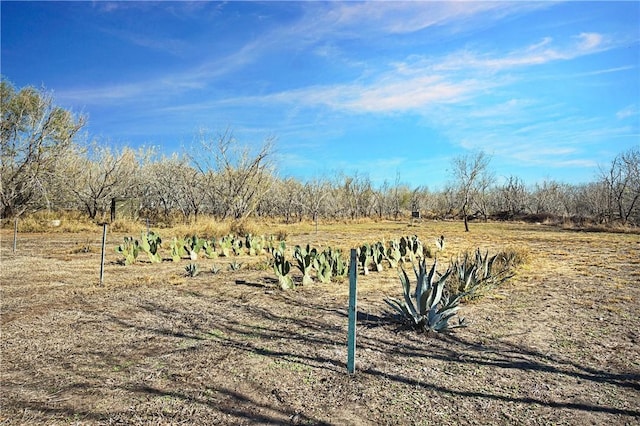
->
[2,1,639,189]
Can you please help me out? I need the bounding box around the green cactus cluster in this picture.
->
[386,239,402,268]
[115,236,140,265]
[170,237,187,262]
[139,231,162,263]
[399,235,424,262]
[294,244,317,285]
[271,243,350,289]
[324,247,348,278]
[272,243,294,290]
[313,251,332,284]
[350,235,434,275]
[372,242,385,272]
[358,243,372,275]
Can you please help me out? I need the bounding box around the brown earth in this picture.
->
[1,220,639,425]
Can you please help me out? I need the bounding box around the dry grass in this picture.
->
[1,220,639,425]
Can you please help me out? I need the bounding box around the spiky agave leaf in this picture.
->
[398,267,419,321]
[384,297,419,325]
[391,259,464,334]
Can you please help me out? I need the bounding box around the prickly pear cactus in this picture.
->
[358,243,372,275]
[387,239,402,268]
[273,250,294,290]
[140,231,162,263]
[372,242,385,272]
[170,237,187,262]
[115,236,140,265]
[294,244,317,285]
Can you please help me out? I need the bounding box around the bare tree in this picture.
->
[391,173,411,220]
[60,142,140,219]
[191,130,275,220]
[450,151,491,231]
[140,153,208,221]
[338,172,374,219]
[271,177,304,223]
[529,179,567,217]
[498,175,528,218]
[600,147,640,225]
[302,178,331,224]
[1,79,85,217]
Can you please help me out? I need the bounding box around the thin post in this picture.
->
[314,212,319,234]
[146,218,150,235]
[347,248,358,374]
[13,218,18,254]
[99,223,108,286]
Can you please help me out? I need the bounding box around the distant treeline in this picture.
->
[2,78,639,227]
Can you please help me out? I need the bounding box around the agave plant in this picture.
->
[385,258,466,333]
[294,244,317,285]
[185,263,199,277]
[229,259,242,271]
[139,231,162,263]
[115,236,140,265]
[450,248,514,298]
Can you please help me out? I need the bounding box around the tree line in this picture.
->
[2,78,639,227]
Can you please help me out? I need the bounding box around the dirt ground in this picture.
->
[1,220,639,425]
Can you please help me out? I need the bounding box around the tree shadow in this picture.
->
[126,384,332,425]
[10,291,637,423]
[362,367,640,417]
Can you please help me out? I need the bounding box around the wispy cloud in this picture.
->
[222,31,614,117]
[433,32,609,73]
[616,105,639,120]
[316,1,551,36]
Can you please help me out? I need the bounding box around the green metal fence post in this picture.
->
[347,248,357,374]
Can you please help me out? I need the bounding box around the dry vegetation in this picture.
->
[1,219,639,425]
